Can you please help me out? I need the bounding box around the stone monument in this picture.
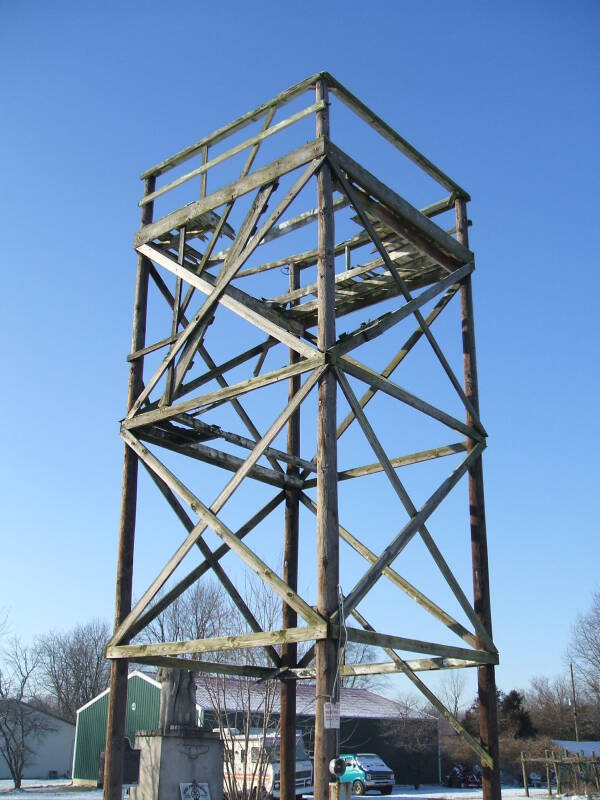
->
[131,669,223,800]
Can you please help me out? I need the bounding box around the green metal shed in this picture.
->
[72,671,160,784]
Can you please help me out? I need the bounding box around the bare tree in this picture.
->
[568,590,600,704]
[140,579,229,647]
[438,670,467,719]
[35,619,110,723]
[380,692,438,787]
[199,575,283,800]
[0,638,53,788]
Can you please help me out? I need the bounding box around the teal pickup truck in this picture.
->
[339,753,395,796]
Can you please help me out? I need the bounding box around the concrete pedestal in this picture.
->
[132,728,223,800]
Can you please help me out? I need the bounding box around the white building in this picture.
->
[0,703,75,780]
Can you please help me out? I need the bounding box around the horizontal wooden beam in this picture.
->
[140,102,325,206]
[302,442,467,488]
[138,427,304,490]
[132,655,274,680]
[339,658,481,676]
[141,73,321,178]
[135,140,326,247]
[343,626,497,665]
[124,355,323,431]
[108,625,328,659]
[175,417,316,474]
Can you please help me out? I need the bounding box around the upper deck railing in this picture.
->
[137,71,469,218]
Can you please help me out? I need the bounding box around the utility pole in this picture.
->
[570,662,580,742]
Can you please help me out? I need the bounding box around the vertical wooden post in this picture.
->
[455,197,501,800]
[103,176,155,800]
[552,751,561,795]
[280,262,301,800]
[314,75,340,800]
[521,753,529,797]
[545,750,552,797]
[592,752,600,793]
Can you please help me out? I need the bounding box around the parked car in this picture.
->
[339,753,395,795]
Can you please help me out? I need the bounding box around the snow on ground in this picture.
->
[0,784,564,800]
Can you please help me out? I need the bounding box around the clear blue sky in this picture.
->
[1,1,599,705]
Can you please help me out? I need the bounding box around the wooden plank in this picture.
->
[127,333,179,362]
[137,244,316,357]
[327,142,473,265]
[298,492,477,649]
[331,261,473,358]
[270,260,389,306]
[108,625,328,659]
[209,195,349,266]
[236,230,370,279]
[135,139,326,247]
[124,355,323,431]
[338,658,480,676]
[340,178,456,272]
[141,73,321,178]
[302,442,467,488]
[340,355,483,442]
[344,626,496,665]
[324,72,470,199]
[341,441,486,617]
[138,427,303,490]
[133,655,273,680]
[127,490,285,640]
[140,102,325,206]
[176,417,315,473]
[113,367,326,644]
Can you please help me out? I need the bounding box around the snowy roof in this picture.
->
[553,740,600,757]
[194,677,405,720]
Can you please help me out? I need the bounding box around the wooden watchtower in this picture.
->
[104,72,500,800]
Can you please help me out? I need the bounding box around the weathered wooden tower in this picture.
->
[104,72,500,800]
